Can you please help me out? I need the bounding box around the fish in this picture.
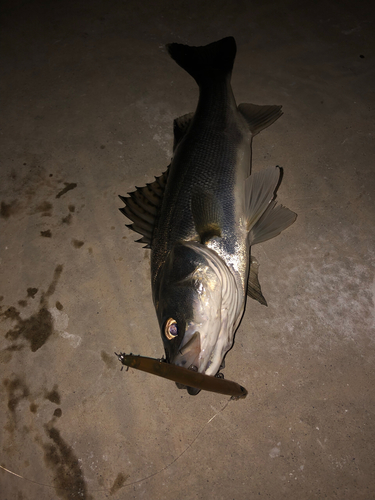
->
[119,36,296,395]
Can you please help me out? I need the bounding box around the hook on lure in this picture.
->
[115,352,248,400]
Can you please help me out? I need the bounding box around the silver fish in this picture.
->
[120,37,296,395]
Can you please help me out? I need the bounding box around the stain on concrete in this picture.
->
[101,351,117,369]
[2,266,63,352]
[18,164,47,197]
[45,265,63,297]
[68,205,75,212]
[72,239,84,248]
[2,306,20,321]
[61,213,72,224]
[56,183,77,199]
[18,300,27,307]
[43,425,93,500]
[29,403,38,413]
[1,200,20,218]
[56,301,63,310]
[0,345,23,364]
[27,288,38,298]
[45,384,61,404]
[5,306,54,352]
[110,472,129,495]
[3,376,30,413]
[41,229,52,237]
[54,408,62,418]
[34,201,53,216]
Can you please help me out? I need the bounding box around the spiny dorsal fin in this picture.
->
[119,169,169,248]
[247,256,267,306]
[173,112,194,151]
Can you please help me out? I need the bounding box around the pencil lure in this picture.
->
[115,352,248,399]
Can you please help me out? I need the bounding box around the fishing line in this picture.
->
[113,397,231,489]
[0,398,232,494]
[0,465,59,492]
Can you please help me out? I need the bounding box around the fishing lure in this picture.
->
[115,352,248,399]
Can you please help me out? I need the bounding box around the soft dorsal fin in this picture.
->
[119,169,169,248]
[238,103,282,136]
[247,256,267,306]
[173,112,194,151]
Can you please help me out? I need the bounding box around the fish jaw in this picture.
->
[172,307,231,377]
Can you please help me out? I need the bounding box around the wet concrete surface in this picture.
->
[1,0,374,498]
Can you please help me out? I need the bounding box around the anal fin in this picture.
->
[247,256,267,306]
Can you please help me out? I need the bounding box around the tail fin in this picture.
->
[167,37,236,85]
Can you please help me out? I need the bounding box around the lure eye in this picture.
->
[165,318,178,340]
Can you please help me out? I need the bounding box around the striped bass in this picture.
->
[119,37,296,395]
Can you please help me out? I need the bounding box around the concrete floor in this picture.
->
[1,0,374,498]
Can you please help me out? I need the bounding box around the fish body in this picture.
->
[120,37,296,394]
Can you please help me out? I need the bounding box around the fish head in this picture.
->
[155,241,240,390]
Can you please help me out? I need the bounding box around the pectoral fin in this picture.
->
[250,202,297,245]
[245,166,281,230]
[247,256,267,306]
[191,190,222,244]
[245,166,297,245]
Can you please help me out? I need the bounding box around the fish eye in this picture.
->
[165,318,178,340]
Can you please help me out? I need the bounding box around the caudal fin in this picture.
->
[167,37,236,85]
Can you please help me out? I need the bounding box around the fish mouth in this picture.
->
[175,364,201,395]
[170,330,226,395]
[172,331,201,368]
[173,332,202,395]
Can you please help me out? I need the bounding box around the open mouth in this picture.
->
[172,331,202,370]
